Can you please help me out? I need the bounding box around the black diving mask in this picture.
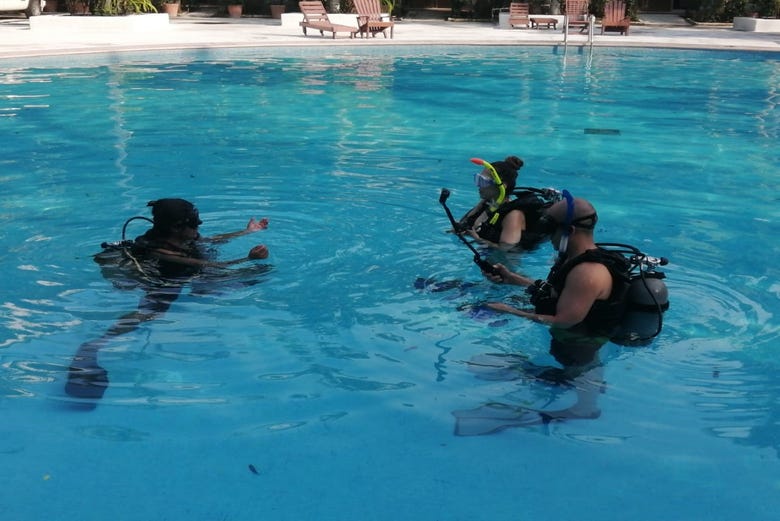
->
[177,210,202,229]
[184,216,202,228]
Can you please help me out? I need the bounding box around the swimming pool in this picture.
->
[1,46,778,520]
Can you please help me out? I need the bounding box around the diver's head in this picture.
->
[491,156,523,194]
[473,155,523,200]
[147,198,202,235]
[540,195,598,253]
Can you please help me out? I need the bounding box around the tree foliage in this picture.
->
[687,0,779,21]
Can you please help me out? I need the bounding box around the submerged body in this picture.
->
[453,193,669,435]
[66,198,271,402]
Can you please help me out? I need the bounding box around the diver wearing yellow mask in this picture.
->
[457,156,559,252]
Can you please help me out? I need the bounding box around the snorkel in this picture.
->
[470,158,506,225]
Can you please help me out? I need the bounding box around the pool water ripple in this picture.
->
[0,46,779,521]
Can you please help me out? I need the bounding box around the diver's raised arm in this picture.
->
[149,243,268,269]
[205,217,269,243]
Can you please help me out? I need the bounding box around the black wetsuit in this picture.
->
[131,230,204,279]
[66,231,209,401]
[116,230,208,314]
[527,249,631,367]
[531,248,631,338]
[460,190,554,250]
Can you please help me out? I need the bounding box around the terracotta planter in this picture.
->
[270,4,285,18]
[162,2,180,17]
[227,4,243,17]
[67,1,90,14]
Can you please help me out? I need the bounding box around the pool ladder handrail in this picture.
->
[587,14,595,44]
[562,14,596,47]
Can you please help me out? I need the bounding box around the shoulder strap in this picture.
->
[458,201,489,231]
[550,248,631,287]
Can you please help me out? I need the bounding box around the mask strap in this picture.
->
[571,212,597,229]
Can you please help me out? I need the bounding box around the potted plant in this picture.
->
[269,0,285,19]
[66,0,91,14]
[382,0,394,19]
[227,0,243,17]
[91,0,157,14]
[43,0,59,12]
[159,0,180,17]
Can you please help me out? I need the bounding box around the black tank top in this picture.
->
[533,249,631,337]
[470,190,553,250]
[132,230,204,279]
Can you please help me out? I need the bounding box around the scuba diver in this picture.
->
[423,156,560,303]
[65,198,271,402]
[455,156,561,252]
[452,192,669,435]
[481,192,669,347]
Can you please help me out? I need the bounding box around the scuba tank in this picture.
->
[95,216,152,262]
[599,243,670,347]
[94,216,157,288]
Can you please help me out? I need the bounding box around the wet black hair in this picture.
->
[147,198,202,232]
[490,156,524,193]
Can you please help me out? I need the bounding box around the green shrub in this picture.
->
[91,0,158,14]
[687,0,778,21]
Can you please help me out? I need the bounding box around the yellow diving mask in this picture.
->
[470,157,506,225]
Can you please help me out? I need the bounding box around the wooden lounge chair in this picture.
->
[457,0,475,19]
[354,0,394,39]
[298,1,358,39]
[565,0,590,33]
[601,0,630,35]
[508,2,530,29]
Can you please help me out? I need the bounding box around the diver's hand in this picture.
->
[450,221,467,235]
[249,245,269,260]
[483,262,510,284]
[486,302,547,324]
[246,218,269,232]
[484,263,534,287]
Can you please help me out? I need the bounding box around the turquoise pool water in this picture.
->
[1,46,778,520]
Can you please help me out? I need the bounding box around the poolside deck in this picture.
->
[0,11,778,59]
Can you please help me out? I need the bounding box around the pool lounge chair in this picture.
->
[601,0,630,35]
[565,0,590,33]
[298,1,358,39]
[354,0,394,39]
[508,2,530,29]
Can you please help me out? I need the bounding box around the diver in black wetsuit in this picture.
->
[65,198,271,401]
[453,194,624,435]
[457,156,559,251]
[483,195,623,339]
[452,191,668,434]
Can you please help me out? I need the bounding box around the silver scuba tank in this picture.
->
[611,273,669,347]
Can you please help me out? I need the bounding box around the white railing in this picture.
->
[562,14,596,46]
[587,14,595,45]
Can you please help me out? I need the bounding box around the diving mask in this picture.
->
[473,170,495,188]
